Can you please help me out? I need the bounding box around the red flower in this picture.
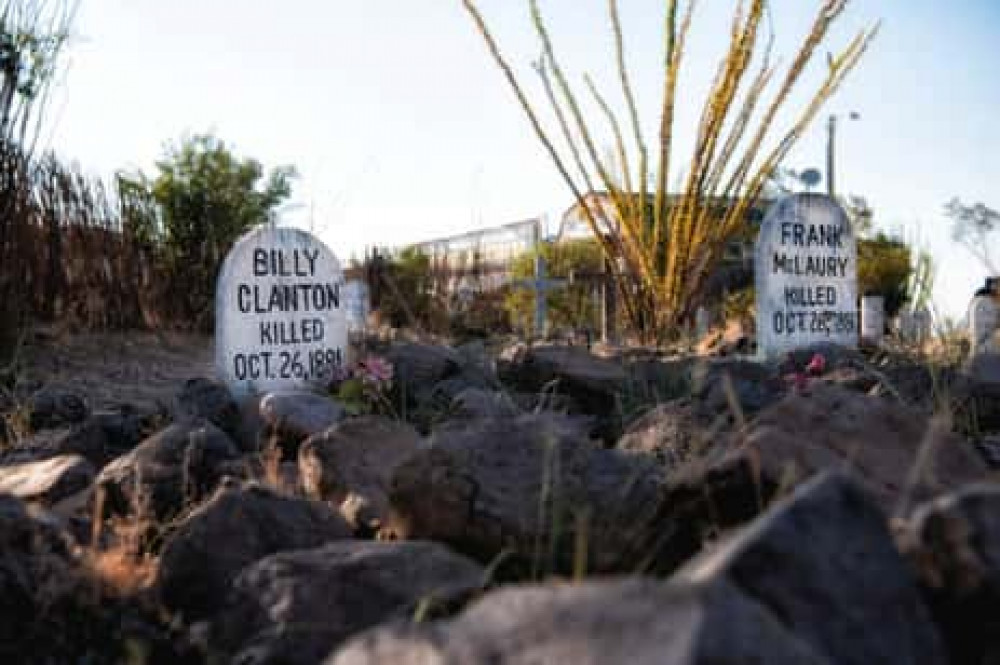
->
[805,353,826,376]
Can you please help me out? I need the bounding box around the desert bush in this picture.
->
[462,0,879,342]
[858,233,912,318]
[505,238,605,335]
[0,0,75,361]
[126,133,297,330]
[377,246,448,331]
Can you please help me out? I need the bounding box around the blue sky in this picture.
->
[47,1,1000,320]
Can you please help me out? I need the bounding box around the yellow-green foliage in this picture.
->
[381,247,444,329]
[858,234,912,318]
[505,239,604,334]
[462,0,880,342]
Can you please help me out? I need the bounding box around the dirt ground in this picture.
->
[11,327,215,413]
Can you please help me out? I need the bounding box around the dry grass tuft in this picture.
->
[84,545,158,598]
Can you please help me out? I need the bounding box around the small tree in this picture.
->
[857,233,912,318]
[461,0,879,341]
[378,247,445,330]
[137,134,296,328]
[946,197,998,276]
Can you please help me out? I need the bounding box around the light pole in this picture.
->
[826,111,860,197]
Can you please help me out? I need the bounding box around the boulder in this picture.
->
[175,377,241,439]
[209,541,484,665]
[386,342,462,387]
[260,390,346,451]
[902,484,1000,665]
[499,344,625,410]
[627,450,778,575]
[386,414,661,574]
[676,472,946,665]
[448,388,520,421]
[499,345,627,441]
[328,578,829,665]
[96,418,241,521]
[959,353,1000,433]
[1,406,159,470]
[25,385,88,431]
[454,339,499,388]
[156,483,352,621]
[738,383,987,513]
[300,416,424,533]
[0,454,94,505]
[617,401,705,472]
[688,358,785,422]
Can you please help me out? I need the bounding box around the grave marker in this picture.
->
[513,249,566,337]
[755,193,858,359]
[969,279,999,357]
[860,294,885,346]
[216,226,347,397]
[343,279,370,334]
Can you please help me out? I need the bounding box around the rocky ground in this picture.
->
[0,329,999,664]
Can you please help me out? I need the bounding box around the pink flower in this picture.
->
[805,353,827,376]
[357,356,394,386]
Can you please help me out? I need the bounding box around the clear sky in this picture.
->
[47,0,1000,321]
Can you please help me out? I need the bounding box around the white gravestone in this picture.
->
[755,193,858,359]
[216,226,347,397]
[343,279,370,334]
[970,293,999,356]
[860,294,885,345]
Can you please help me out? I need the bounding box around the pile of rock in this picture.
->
[0,339,998,663]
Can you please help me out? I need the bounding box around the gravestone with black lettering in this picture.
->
[755,193,858,359]
[216,226,347,397]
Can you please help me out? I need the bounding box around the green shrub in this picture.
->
[505,239,605,335]
[858,233,913,318]
[379,247,446,330]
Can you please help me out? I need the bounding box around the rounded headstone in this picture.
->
[860,294,885,346]
[755,194,858,359]
[970,293,999,357]
[215,226,347,398]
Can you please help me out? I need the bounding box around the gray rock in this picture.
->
[959,354,1000,433]
[386,414,661,574]
[617,401,705,471]
[449,388,519,420]
[903,484,1000,665]
[175,377,241,439]
[96,418,241,521]
[260,390,346,447]
[156,483,353,621]
[738,383,987,513]
[328,578,830,665]
[499,344,627,442]
[0,454,94,505]
[26,386,88,431]
[300,416,424,533]
[386,342,463,386]
[210,541,484,665]
[689,358,785,421]
[676,472,946,665]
